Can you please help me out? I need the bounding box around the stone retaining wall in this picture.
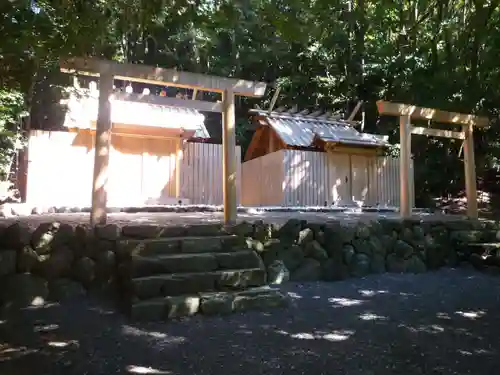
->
[0,218,498,313]
[0,222,235,312]
[249,218,500,282]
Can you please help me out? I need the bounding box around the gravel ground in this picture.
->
[1,268,500,375]
[0,210,468,227]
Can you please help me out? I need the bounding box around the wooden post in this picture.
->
[175,138,183,200]
[399,114,412,218]
[463,123,478,218]
[222,89,237,224]
[90,73,113,225]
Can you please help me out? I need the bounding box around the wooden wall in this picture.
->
[241,150,285,206]
[26,130,240,207]
[241,149,414,208]
[181,142,242,205]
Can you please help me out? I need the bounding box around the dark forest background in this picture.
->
[2,0,500,210]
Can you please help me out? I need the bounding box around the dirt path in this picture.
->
[1,268,499,375]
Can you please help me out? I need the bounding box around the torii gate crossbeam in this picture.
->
[60,57,267,226]
[377,100,489,219]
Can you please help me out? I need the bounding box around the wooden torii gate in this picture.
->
[60,57,267,225]
[376,100,489,219]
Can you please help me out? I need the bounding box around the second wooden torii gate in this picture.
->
[377,100,489,219]
[60,57,267,225]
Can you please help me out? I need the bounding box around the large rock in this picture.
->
[31,222,74,254]
[370,254,386,274]
[469,253,485,270]
[1,273,49,309]
[185,224,223,237]
[304,240,328,261]
[199,293,234,315]
[253,221,273,242]
[405,255,427,274]
[367,220,383,235]
[400,228,413,244]
[48,279,86,301]
[0,250,16,276]
[224,221,254,237]
[352,239,371,256]
[378,218,403,233]
[278,246,305,272]
[95,223,121,241]
[267,260,290,285]
[257,239,286,266]
[122,224,167,239]
[355,224,371,239]
[380,233,397,252]
[386,254,406,273]
[342,245,355,265]
[34,247,74,279]
[232,289,288,312]
[278,219,303,244]
[413,225,425,241]
[369,237,385,256]
[322,256,349,281]
[394,240,414,259]
[323,222,354,256]
[297,228,314,246]
[165,295,200,319]
[450,230,483,245]
[3,222,33,250]
[73,257,96,287]
[73,224,91,257]
[95,250,116,282]
[290,258,322,281]
[17,246,40,273]
[350,253,371,277]
[316,230,325,246]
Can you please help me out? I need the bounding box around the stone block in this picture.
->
[130,253,218,278]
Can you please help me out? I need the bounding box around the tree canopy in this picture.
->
[1,0,500,207]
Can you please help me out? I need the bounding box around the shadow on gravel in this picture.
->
[1,269,500,375]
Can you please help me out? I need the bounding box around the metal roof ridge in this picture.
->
[249,108,355,125]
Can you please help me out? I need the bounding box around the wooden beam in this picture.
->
[112,92,222,112]
[347,101,363,121]
[61,57,267,97]
[410,126,465,139]
[90,73,113,226]
[463,124,478,218]
[309,110,323,117]
[222,89,237,224]
[175,139,183,200]
[268,86,281,114]
[400,114,412,218]
[377,100,489,127]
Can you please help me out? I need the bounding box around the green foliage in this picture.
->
[2,0,500,204]
[0,90,26,179]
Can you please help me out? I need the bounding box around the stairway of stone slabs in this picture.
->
[115,230,288,321]
[457,229,500,271]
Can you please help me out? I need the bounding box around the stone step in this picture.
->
[200,287,288,315]
[126,250,264,278]
[129,286,288,321]
[457,242,500,257]
[450,230,499,244]
[130,268,267,299]
[116,235,243,259]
